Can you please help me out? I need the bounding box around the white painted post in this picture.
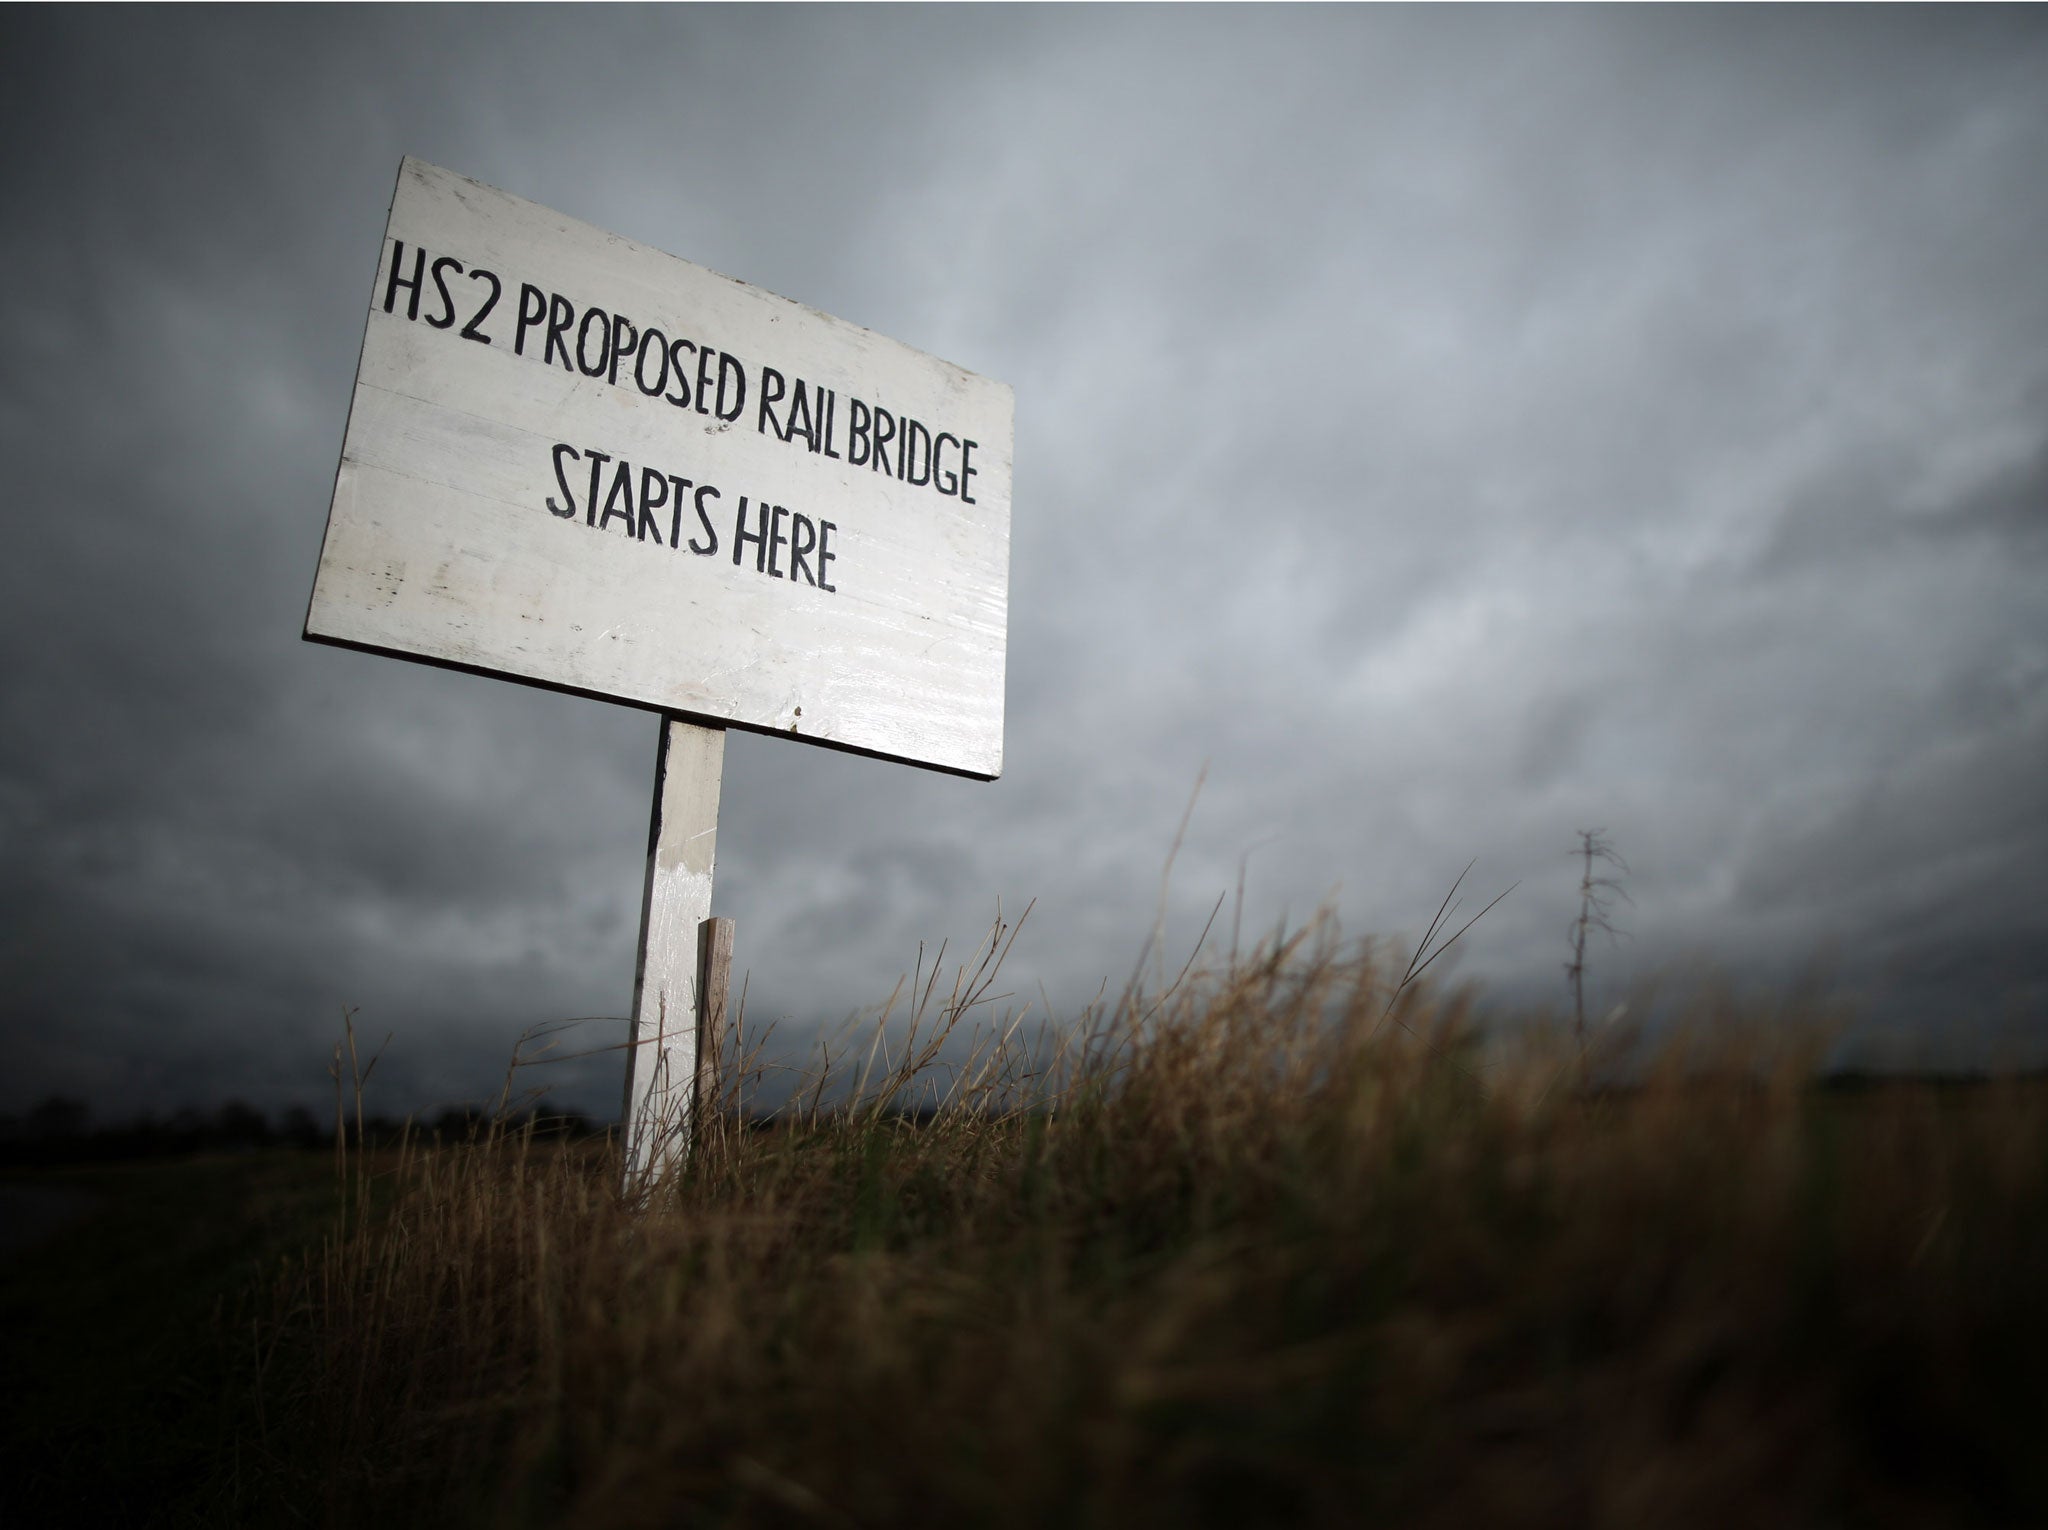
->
[621,715,725,1196]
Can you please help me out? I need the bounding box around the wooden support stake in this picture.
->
[622,715,725,1196]
[695,915,736,1158]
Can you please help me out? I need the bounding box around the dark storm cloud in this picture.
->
[3,7,2044,1121]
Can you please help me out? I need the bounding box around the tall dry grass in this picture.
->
[248,916,2048,1529]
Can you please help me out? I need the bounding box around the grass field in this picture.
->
[0,1150,339,1524]
[7,922,2047,1528]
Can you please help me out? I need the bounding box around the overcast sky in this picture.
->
[3,7,2044,1122]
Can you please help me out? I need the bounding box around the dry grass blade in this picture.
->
[243,893,2047,1530]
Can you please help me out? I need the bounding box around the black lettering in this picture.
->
[960,438,978,505]
[785,380,818,452]
[788,511,817,585]
[426,255,462,329]
[634,328,669,396]
[900,417,932,485]
[599,460,637,536]
[607,312,637,386]
[757,366,787,439]
[516,284,548,355]
[636,467,668,544]
[545,293,575,371]
[715,352,747,422]
[382,240,425,320]
[870,407,897,478]
[547,443,580,518]
[768,504,789,579]
[460,268,500,344]
[665,337,695,407]
[732,496,769,572]
[694,346,716,415]
[583,450,611,527]
[822,388,840,458]
[933,432,960,496]
[689,483,720,556]
[817,520,837,593]
[576,307,610,377]
[665,475,695,549]
[847,398,871,466]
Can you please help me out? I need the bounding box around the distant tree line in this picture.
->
[0,1096,605,1167]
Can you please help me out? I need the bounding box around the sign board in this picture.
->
[306,158,1011,779]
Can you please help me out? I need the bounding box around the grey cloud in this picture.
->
[3,7,2044,1120]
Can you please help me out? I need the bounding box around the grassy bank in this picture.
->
[12,924,2047,1527]
[0,1150,340,1525]
[249,927,2046,1529]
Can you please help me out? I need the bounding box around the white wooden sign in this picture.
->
[306,160,1015,1194]
[307,158,1011,780]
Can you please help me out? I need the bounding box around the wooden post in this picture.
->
[622,715,725,1196]
[695,915,736,1158]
